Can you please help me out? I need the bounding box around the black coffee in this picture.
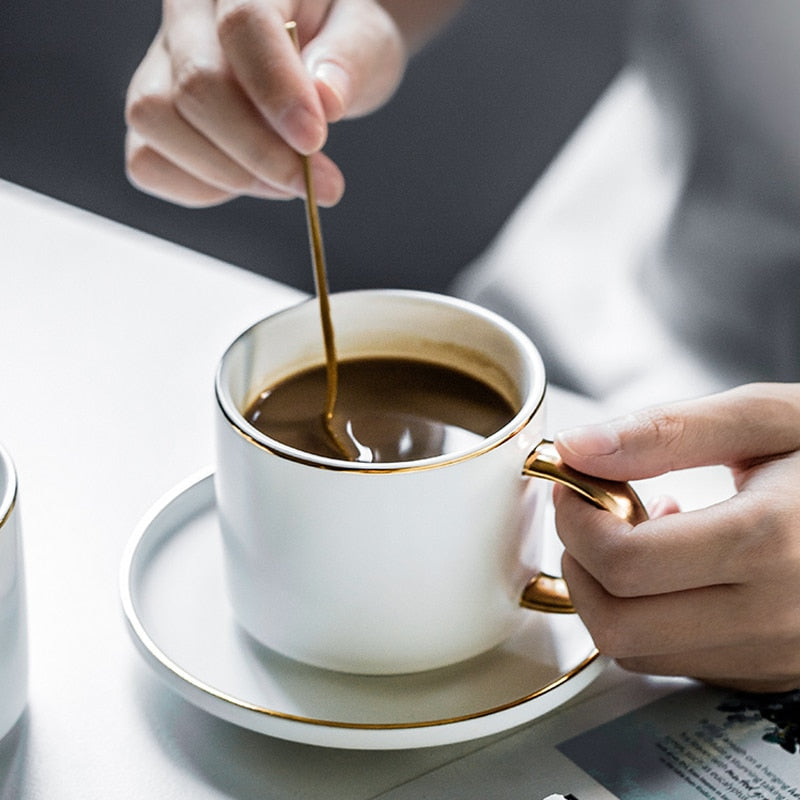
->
[244,357,516,463]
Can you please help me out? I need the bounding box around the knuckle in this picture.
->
[124,143,152,184]
[736,382,800,420]
[124,146,174,199]
[125,88,173,133]
[738,504,780,563]
[729,493,800,580]
[173,57,227,114]
[564,575,634,658]
[591,539,644,598]
[583,606,632,657]
[216,0,261,49]
[757,578,800,640]
[600,562,640,599]
[636,408,688,458]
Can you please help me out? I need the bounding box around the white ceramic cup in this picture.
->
[0,444,28,740]
[215,290,645,675]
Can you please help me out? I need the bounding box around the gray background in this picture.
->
[0,0,628,293]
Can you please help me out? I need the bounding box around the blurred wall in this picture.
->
[0,1,628,293]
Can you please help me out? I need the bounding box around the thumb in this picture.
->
[303,2,407,122]
[554,383,800,481]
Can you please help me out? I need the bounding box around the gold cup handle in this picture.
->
[519,439,649,614]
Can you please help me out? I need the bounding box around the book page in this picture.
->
[375,675,800,799]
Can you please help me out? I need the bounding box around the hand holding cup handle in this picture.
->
[520,439,648,614]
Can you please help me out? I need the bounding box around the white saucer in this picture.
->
[120,470,606,750]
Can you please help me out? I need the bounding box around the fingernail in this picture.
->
[647,495,674,517]
[314,61,350,120]
[557,423,621,457]
[280,102,326,155]
[289,171,309,199]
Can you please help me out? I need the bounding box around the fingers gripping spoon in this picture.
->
[286,21,362,461]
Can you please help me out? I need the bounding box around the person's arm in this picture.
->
[553,382,800,693]
[124,0,466,207]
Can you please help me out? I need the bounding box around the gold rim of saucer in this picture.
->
[120,470,603,736]
[0,445,18,531]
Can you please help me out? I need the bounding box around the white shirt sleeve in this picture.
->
[453,1,800,412]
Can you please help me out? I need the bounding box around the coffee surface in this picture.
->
[244,357,516,463]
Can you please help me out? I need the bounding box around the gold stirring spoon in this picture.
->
[285,21,362,461]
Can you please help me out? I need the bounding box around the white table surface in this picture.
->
[0,179,734,799]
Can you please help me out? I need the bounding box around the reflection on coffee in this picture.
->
[244,357,516,463]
